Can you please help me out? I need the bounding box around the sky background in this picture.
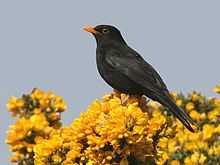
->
[1,1,220,164]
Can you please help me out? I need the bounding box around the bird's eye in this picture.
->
[102,28,109,34]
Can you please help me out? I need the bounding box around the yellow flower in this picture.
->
[31,89,45,100]
[185,102,195,111]
[167,139,177,153]
[10,152,23,163]
[30,114,49,131]
[199,153,207,164]
[191,93,200,102]
[6,118,33,144]
[214,85,220,94]
[157,152,169,165]
[185,152,207,165]
[208,108,220,121]
[202,124,215,140]
[184,142,197,151]
[7,97,24,116]
[33,108,41,114]
[170,160,180,165]
[185,152,199,164]
[158,137,168,149]
[34,135,63,164]
[52,154,62,163]
[215,125,220,134]
[189,110,202,121]
[170,92,178,100]
[54,96,67,112]
[176,99,183,106]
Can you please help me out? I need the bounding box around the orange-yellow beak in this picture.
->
[83,25,98,34]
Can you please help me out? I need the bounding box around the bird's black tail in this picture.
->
[156,93,196,132]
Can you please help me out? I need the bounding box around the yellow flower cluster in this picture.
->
[157,90,220,165]
[6,89,66,164]
[6,86,220,164]
[214,85,220,94]
[33,93,175,164]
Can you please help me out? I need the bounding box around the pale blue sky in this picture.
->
[1,1,220,164]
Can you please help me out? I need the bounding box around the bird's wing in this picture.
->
[105,49,168,94]
[105,48,196,132]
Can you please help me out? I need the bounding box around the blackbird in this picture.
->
[84,24,195,132]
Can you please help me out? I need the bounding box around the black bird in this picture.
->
[84,24,195,132]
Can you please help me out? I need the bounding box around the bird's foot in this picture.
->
[113,89,121,94]
[121,94,144,106]
[139,96,150,112]
[113,89,130,105]
[121,94,130,106]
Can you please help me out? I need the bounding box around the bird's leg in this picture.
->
[113,89,123,98]
[113,89,120,94]
[145,97,150,104]
[121,94,130,106]
[139,96,149,112]
[113,89,130,105]
[113,89,143,106]
[121,94,142,106]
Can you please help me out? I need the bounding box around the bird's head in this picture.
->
[84,24,126,45]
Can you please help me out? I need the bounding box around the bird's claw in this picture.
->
[121,95,130,106]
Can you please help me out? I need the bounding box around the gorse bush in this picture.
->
[6,86,220,165]
[6,89,66,164]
